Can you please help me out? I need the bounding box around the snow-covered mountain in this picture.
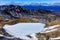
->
[17,3,60,6]
[18,3,60,6]
[0,2,60,6]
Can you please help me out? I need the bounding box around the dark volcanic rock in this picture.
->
[0,28,21,40]
[0,36,21,40]
[0,5,53,19]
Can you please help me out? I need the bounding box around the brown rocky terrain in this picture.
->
[45,20,60,27]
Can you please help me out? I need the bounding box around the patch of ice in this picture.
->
[3,23,45,39]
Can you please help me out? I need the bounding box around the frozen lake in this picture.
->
[3,23,45,39]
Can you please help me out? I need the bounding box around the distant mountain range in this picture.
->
[0,2,60,11]
[0,2,60,6]
[22,5,60,11]
[0,3,60,12]
[14,3,60,6]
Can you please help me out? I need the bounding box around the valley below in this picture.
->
[0,5,60,40]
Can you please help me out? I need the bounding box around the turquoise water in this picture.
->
[3,23,45,39]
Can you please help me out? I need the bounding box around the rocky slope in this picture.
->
[0,5,60,22]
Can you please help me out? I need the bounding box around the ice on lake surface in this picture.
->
[3,23,45,39]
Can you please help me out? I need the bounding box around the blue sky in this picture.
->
[0,0,60,3]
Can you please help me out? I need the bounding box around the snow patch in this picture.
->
[41,25,60,33]
[50,36,60,40]
[3,23,45,39]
